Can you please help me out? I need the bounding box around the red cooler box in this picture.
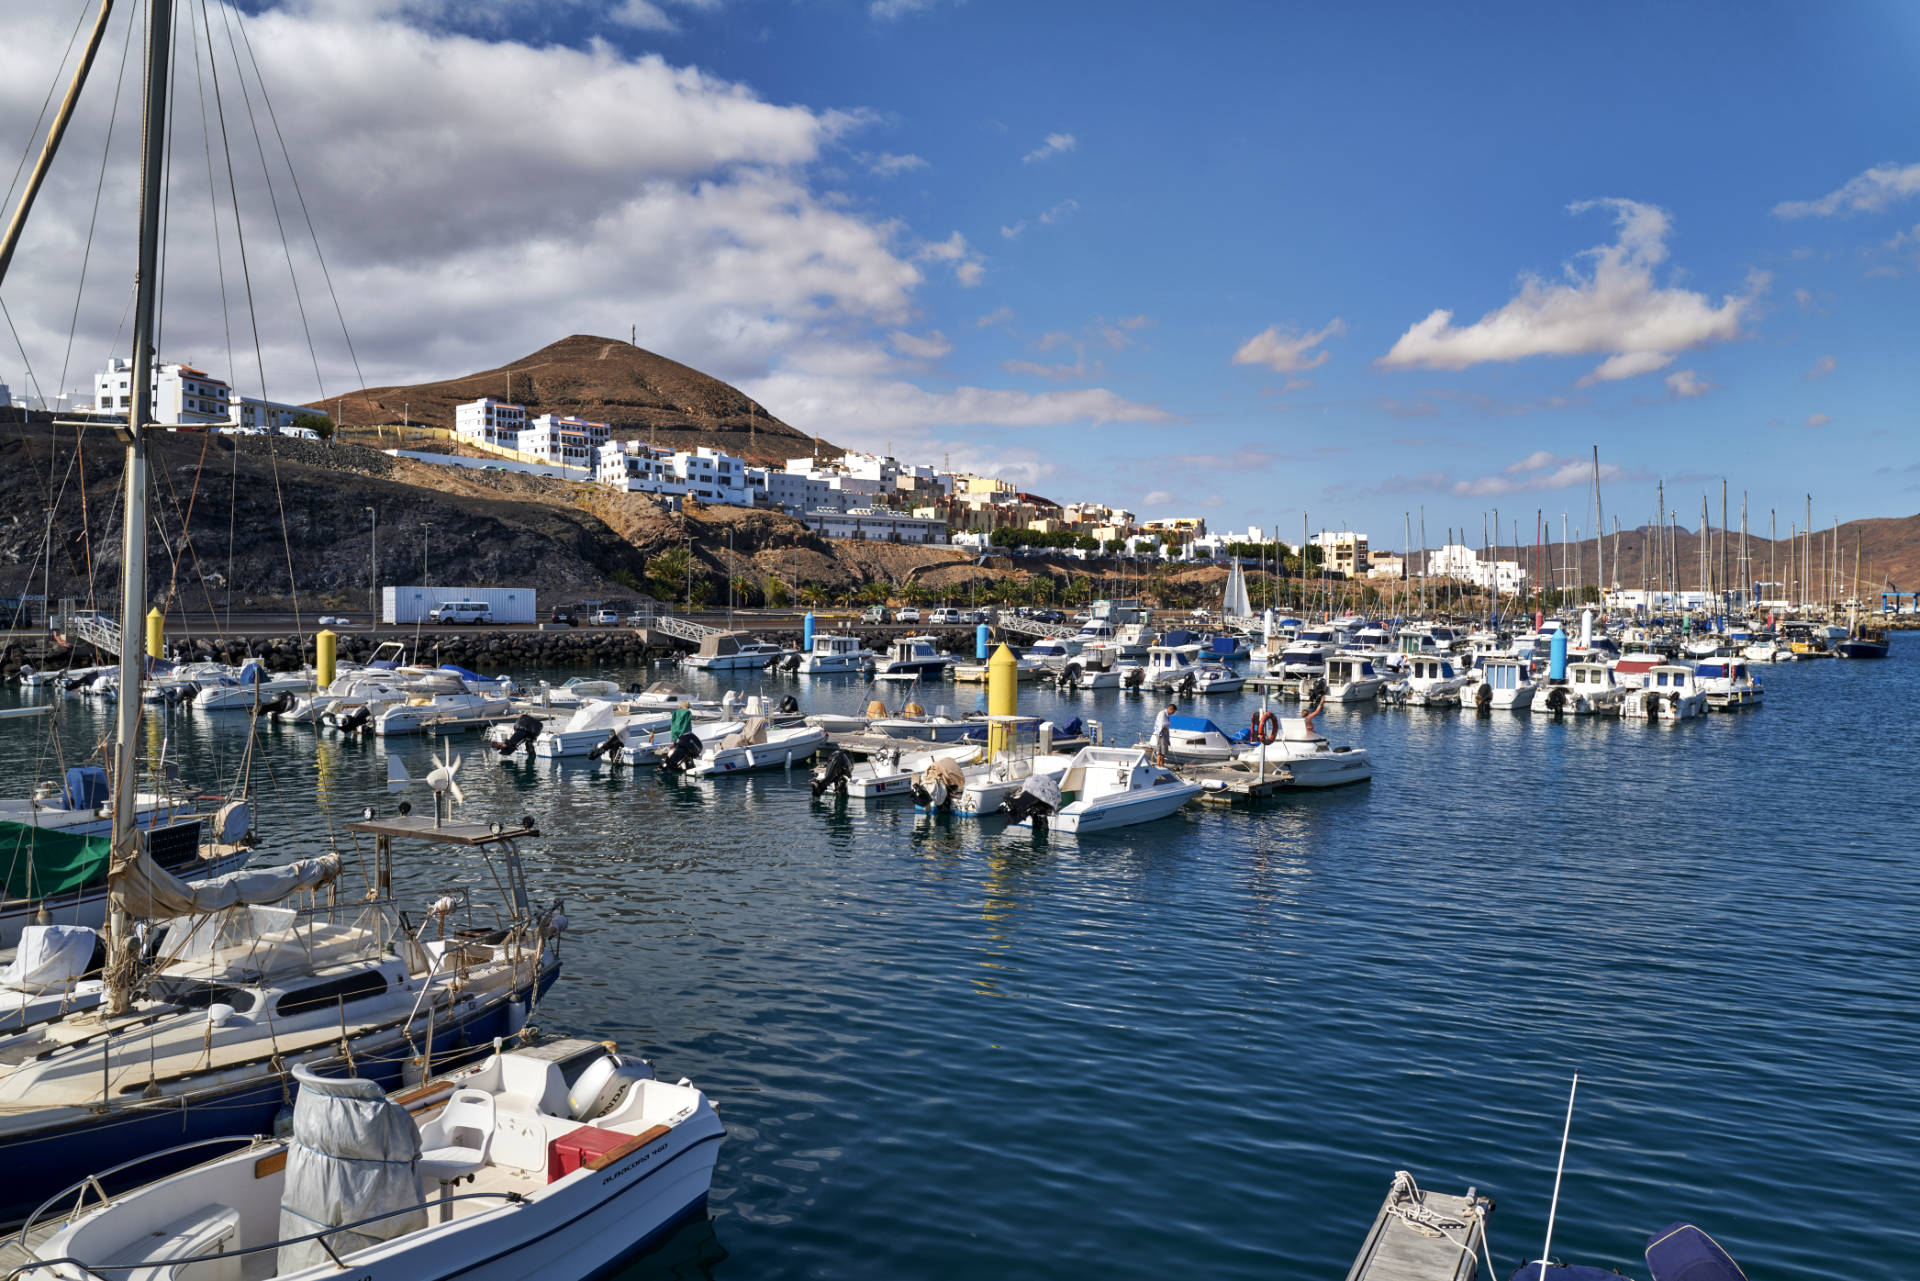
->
[548,1125,627,1181]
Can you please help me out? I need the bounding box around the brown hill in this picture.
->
[311,335,834,466]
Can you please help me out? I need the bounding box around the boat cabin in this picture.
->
[1646,664,1697,693]
[1568,661,1617,690]
[1325,656,1378,684]
[1479,657,1529,692]
[1145,644,1200,675]
[693,632,743,662]
[1407,657,1457,682]
[811,634,864,659]
[1394,630,1440,657]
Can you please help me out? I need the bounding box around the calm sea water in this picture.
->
[5,637,1915,1280]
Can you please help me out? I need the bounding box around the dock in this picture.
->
[1345,1173,1490,1281]
[1178,758,1295,802]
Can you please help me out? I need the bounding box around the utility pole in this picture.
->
[422,521,433,588]
[365,506,377,620]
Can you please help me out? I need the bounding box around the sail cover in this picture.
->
[1,822,112,900]
[277,1065,426,1273]
[111,849,341,919]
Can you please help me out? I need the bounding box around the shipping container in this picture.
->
[380,586,537,625]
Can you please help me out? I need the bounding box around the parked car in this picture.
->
[625,608,652,625]
[861,605,890,624]
[590,609,620,625]
[928,606,964,625]
[427,600,494,624]
[972,608,996,624]
[549,607,577,626]
[895,606,922,624]
[1035,608,1065,624]
[316,615,351,626]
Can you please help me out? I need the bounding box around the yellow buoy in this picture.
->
[144,607,164,660]
[316,629,338,688]
[986,643,1018,758]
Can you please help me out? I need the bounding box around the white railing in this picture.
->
[993,615,1079,640]
[68,612,122,656]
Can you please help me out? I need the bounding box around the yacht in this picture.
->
[683,631,790,671]
[1274,627,1337,676]
[1622,664,1708,720]
[1395,656,1472,707]
[1322,655,1388,703]
[1004,746,1199,835]
[1024,636,1083,669]
[796,633,873,674]
[17,1036,722,1281]
[1231,715,1372,788]
[1112,619,1158,659]
[1693,659,1763,710]
[1466,656,1536,710]
[1137,644,1241,693]
[873,635,954,678]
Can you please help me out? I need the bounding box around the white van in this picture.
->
[428,600,494,624]
[929,606,966,625]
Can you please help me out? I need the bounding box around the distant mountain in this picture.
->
[312,334,835,465]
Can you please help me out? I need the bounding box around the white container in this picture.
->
[380,585,537,625]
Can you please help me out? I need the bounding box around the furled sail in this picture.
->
[110,849,342,919]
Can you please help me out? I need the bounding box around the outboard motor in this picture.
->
[909,775,950,811]
[998,774,1061,833]
[1178,672,1196,696]
[1056,662,1082,691]
[1473,681,1493,713]
[337,705,373,734]
[781,652,801,672]
[1544,685,1570,716]
[777,694,799,714]
[625,681,646,695]
[258,690,293,718]
[811,749,854,798]
[1123,666,1145,690]
[658,731,703,774]
[492,713,543,756]
[587,729,624,761]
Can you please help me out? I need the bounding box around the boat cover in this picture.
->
[64,766,110,812]
[1507,1265,1638,1281]
[0,924,95,992]
[721,716,770,750]
[1,821,110,899]
[277,1065,426,1273]
[111,850,342,919]
[1644,1223,1748,1281]
[1167,716,1231,737]
[436,664,490,682]
[1160,629,1196,647]
[560,700,621,734]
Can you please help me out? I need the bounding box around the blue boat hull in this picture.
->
[0,969,556,1228]
[1835,639,1889,659]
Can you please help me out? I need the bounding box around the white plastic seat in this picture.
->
[417,1089,496,1183]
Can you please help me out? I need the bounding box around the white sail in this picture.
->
[1223,560,1252,620]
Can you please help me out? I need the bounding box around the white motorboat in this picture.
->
[372,674,512,736]
[1553,661,1631,714]
[282,672,418,725]
[1742,634,1789,663]
[683,631,790,671]
[1004,745,1199,835]
[620,680,716,711]
[1274,627,1336,676]
[529,702,673,758]
[1137,643,1241,693]
[1051,649,1124,690]
[20,1037,722,1281]
[1465,657,1536,711]
[1159,715,1249,765]
[1023,637,1082,669]
[1230,715,1373,788]
[1622,664,1708,720]
[811,743,981,800]
[1693,659,1763,710]
[684,716,826,776]
[192,663,314,711]
[614,718,745,766]
[796,633,873,674]
[1322,655,1388,703]
[873,635,954,679]
[1111,619,1157,659]
[1395,656,1472,707]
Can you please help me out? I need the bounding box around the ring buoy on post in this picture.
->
[1252,710,1278,744]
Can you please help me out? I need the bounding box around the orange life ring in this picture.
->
[1253,710,1278,744]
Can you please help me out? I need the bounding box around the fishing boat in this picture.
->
[682,631,790,671]
[16,1036,723,1281]
[1556,661,1631,715]
[1395,656,1472,707]
[1692,659,1763,710]
[1621,664,1707,720]
[1835,621,1890,659]
[1232,715,1372,788]
[1466,656,1536,711]
[1323,654,1389,703]
[1002,746,1199,835]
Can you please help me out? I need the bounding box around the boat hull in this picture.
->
[1835,639,1889,659]
[1036,785,1199,834]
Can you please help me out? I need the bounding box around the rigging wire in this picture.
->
[1,0,94,214]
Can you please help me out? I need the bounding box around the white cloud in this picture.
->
[1039,198,1078,225]
[1377,200,1759,385]
[1000,222,1026,239]
[1143,490,1174,507]
[870,0,941,18]
[611,0,677,31]
[1450,452,1630,498]
[1806,354,1837,380]
[1665,369,1713,398]
[889,330,952,360]
[861,151,927,177]
[917,231,985,286]
[1774,163,1920,218]
[1805,413,1831,428]
[747,368,1170,441]
[975,307,1015,329]
[1232,318,1346,372]
[1022,132,1076,164]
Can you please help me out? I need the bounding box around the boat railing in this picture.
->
[12,1150,529,1281]
[14,1136,264,1253]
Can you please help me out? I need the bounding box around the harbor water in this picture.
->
[4,638,1914,1279]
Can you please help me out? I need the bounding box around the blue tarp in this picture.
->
[1507,1265,1638,1281]
[1167,716,1226,735]
[437,664,489,682]
[64,766,109,812]
[1645,1223,1748,1281]
[1160,629,1196,647]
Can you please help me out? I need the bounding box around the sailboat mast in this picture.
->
[107,0,174,1016]
[1592,446,1606,609]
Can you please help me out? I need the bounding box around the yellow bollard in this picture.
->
[145,607,164,660]
[986,642,1018,759]
[316,629,338,688]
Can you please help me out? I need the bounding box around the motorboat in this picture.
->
[1348,623,1393,657]
[811,743,981,800]
[1158,715,1249,765]
[1693,659,1763,710]
[372,674,512,736]
[1778,621,1830,658]
[683,631,790,671]
[1322,655,1388,703]
[533,676,625,708]
[933,718,1081,816]
[873,635,954,678]
[1230,715,1372,788]
[526,702,673,758]
[1003,745,1200,834]
[796,633,873,674]
[1622,663,1707,720]
[1394,656,1472,707]
[192,662,314,711]
[1465,656,1535,710]
[1555,660,1631,714]
[1835,622,1890,659]
[1274,627,1336,677]
[281,672,418,725]
[614,718,745,766]
[1111,619,1158,659]
[1138,644,1237,692]
[1742,632,1790,663]
[18,1036,722,1281]
[434,664,518,697]
[1051,648,1124,690]
[684,716,827,776]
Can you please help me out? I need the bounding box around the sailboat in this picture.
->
[0,0,560,1228]
[1221,557,1253,623]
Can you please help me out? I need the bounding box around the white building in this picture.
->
[596,441,753,505]
[519,414,610,468]
[1424,543,1525,592]
[1308,529,1369,576]
[453,398,527,447]
[93,358,319,432]
[805,507,947,544]
[747,467,839,516]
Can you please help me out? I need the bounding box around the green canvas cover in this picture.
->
[0,820,113,901]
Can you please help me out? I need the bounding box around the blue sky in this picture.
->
[6,1,1918,548]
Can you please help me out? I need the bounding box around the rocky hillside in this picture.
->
[312,334,835,466]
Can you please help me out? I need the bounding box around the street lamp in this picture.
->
[365,506,377,622]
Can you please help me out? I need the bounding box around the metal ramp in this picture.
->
[646,612,720,643]
[68,611,123,656]
[993,615,1078,640]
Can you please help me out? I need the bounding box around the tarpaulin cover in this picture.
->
[1645,1223,1748,1281]
[1,821,111,899]
[111,849,341,919]
[0,924,95,991]
[1507,1265,1638,1281]
[668,706,694,739]
[277,1065,426,1273]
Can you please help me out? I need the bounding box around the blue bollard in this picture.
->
[803,611,816,652]
[1548,629,1568,681]
[975,622,990,660]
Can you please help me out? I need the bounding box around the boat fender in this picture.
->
[1253,711,1279,745]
